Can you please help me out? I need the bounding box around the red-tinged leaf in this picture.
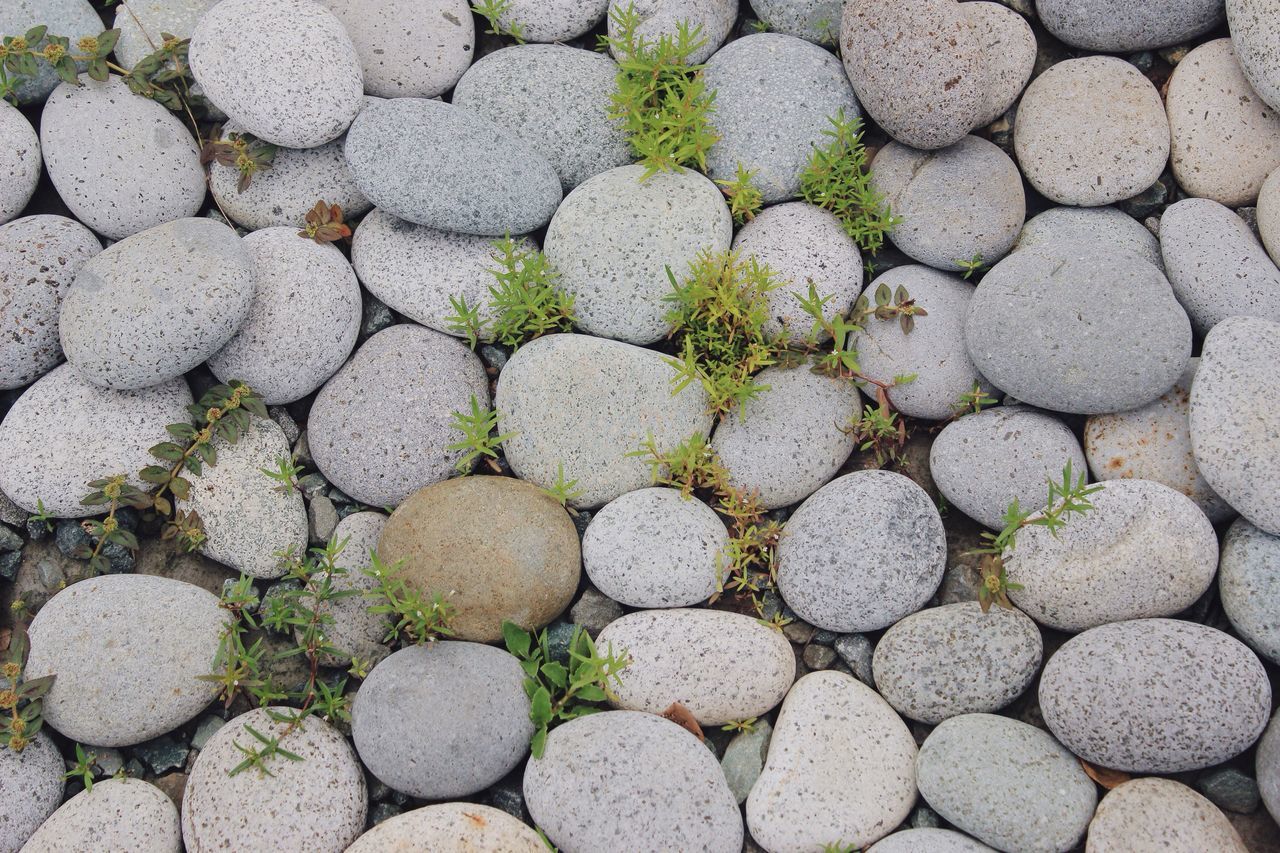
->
[1081,760,1131,790]
[660,701,705,741]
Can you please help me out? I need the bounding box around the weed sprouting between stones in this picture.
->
[447,394,516,475]
[446,236,576,350]
[0,626,51,752]
[799,108,897,253]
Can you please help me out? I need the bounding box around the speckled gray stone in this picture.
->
[834,633,874,684]
[1227,0,1280,112]
[872,136,1025,272]
[748,670,917,851]
[749,0,842,43]
[703,33,859,203]
[183,707,366,853]
[23,778,181,853]
[1005,479,1218,631]
[1039,0,1222,52]
[712,364,860,510]
[872,602,1042,724]
[721,720,773,804]
[1015,206,1164,269]
[40,76,204,241]
[965,1,1036,127]
[495,333,714,508]
[308,324,489,507]
[346,803,545,853]
[777,469,946,632]
[526,710,743,853]
[344,98,561,236]
[320,0,472,98]
[1160,198,1280,334]
[0,731,62,853]
[485,0,609,41]
[0,0,100,104]
[1039,618,1272,773]
[1087,777,1248,853]
[25,575,224,747]
[0,364,191,517]
[208,227,360,404]
[544,164,731,344]
[965,247,1191,414]
[1190,315,1280,534]
[0,215,99,389]
[597,609,795,724]
[352,642,533,799]
[917,713,1097,853]
[453,44,631,191]
[0,102,38,226]
[190,0,363,148]
[1262,167,1280,264]
[1085,359,1233,522]
[1259,711,1280,822]
[605,0,738,65]
[867,829,995,853]
[852,265,996,420]
[1014,57,1170,206]
[1219,518,1280,664]
[312,511,389,667]
[114,0,218,69]
[582,487,727,608]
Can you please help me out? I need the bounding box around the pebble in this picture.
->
[931,406,1086,530]
[310,511,389,667]
[1039,618,1272,773]
[964,1,1037,127]
[0,731,63,853]
[22,778,181,853]
[1084,359,1233,522]
[605,0,738,65]
[0,102,38,226]
[917,713,1097,853]
[488,0,609,42]
[778,469,946,633]
[495,333,714,508]
[1197,767,1262,814]
[525,710,743,853]
[1014,57,1170,206]
[113,0,219,69]
[307,324,489,507]
[582,487,726,608]
[964,247,1191,414]
[834,633,875,685]
[320,0,473,98]
[851,265,996,420]
[543,164,732,344]
[24,575,225,747]
[1259,711,1280,822]
[207,227,361,404]
[1189,315,1280,534]
[749,0,843,43]
[867,828,996,852]
[1015,205,1164,270]
[346,803,545,853]
[1262,167,1280,264]
[721,720,773,804]
[376,476,580,643]
[40,76,205,241]
[344,98,561,236]
[0,215,100,390]
[182,707,366,852]
[190,0,363,148]
[1160,198,1280,333]
[1086,777,1248,852]
[1226,0,1280,112]
[1039,0,1223,52]
[596,609,795,724]
[703,33,860,203]
[0,365,191,518]
[0,0,101,104]
[453,44,631,191]
[569,586,623,636]
[59,217,256,390]
[872,602,1042,724]
[748,671,917,851]
[1219,518,1280,664]
[711,364,860,509]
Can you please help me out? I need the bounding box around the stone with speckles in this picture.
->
[526,710,743,853]
[1039,0,1223,52]
[1227,0,1280,112]
[868,829,995,852]
[1087,777,1248,852]
[113,0,219,69]
[320,0,473,98]
[1262,167,1280,265]
[605,0,738,65]
[1040,618,1272,773]
[312,511,390,667]
[183,707,366,852]
[965,2,1036,127]
[0,0,101,105]
[346,803,545,853]
[747,671,917,851]
[749,0,843,44]
[24,778,181,853]
[1219,518,1280,665]
[0,103,38,226]
[1014,205,1164,270]
[486,0,609,42]
[0,731,63,853]
[1259,712,1280,822]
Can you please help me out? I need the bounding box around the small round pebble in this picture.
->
[1219,518,1280,664]
[1015,206,1164,270]
[22,778,181,853]
[345,803,545,853]
[1038,0,1224,52]
[1226,0,1280,112]
[605,0,737,65]
[1086,777,1248,853]
[964,1,1037,127]
[0,731,63,853]
[0,102,39,226]
[320,0,473,98]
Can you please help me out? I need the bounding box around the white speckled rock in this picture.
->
[313,511,389,667]
[484,0,609,42]
[1006,479,1218,632]
[1219,518,1280,664]
[1015,206,1164,270]
[0,732,63,853]
[0,216,100,390]
[605,0,738,65]
[207,227,360,404]
[0,0,101,104]
[582,487,726,608]
[40,76,204,241]
[452,44,631,191]
[1227,0,1280,112]
[777,469,946,632]
[965,1,1036,127]
[25,575,225,747]
[0,102,38,226]
[190,0,363,147]
[1084,359,1233,522]
[495,333,714,508]
[872,602,1042,724]
[1039,618,1272,773]
[320,0,472,98]
[597,609,795,724]
[917,713,1097,853]
[113,0,219,68]
[1190,315,1280,534]
[346,803,545,853]
[308,324,489,507]
[1015,57,1170,206]
[0,365,191,517]
[22,778,180,853]
[711,364,860,510]
[544,164,732,344]
[747,671,917,852]
[1262,167,1280,264]
[1259,711,1280,822]
[1039,0,1223,52]
[183,708,366,853]
[852,265,996,420]
[868,829,996,853]
[749,0,842,43]
[1086,777,1248,853]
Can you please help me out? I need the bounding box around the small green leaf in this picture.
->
[502,620,531,659]
[530,686,553,727]
[530,725,548,759]
[540,661,568,688]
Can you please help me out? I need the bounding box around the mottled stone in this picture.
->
[320,0,472,98]
[867,829,995,852]
[23,778,181,852]
[1220,518,1280,664]
[605,0,737,65]
[965,1,1037,127]
[485,0,609,42]
[0,731,63,853]
[1087,778,1248,852]
[346,803,544,853]
[113,0,218,69]
[1261,166,1280,265]
[0,102,38,226]
[748,0,843,43]
[1227,0,1280,112]
[0,0,101,104]
[311,511,389,667]
[1039,0,1223,51]
[1259,711,1280,822]
[1015,206,1164,270]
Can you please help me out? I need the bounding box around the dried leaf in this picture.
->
[660,701,705,741]
[1081,760,1131,790]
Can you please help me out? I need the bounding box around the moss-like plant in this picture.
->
[472,0,527,42]
[0,627,52,752]
[363,552,456,646]
[799,109,897,252]
[447,237,575,350]
[447,395,516,475]
[715,163,764,225]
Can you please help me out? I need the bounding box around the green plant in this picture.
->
[64,743,96,792]
[77,475,149,575]
[299,201,352,244]
[200,575,276,710]
[261,456,304,494]
[363,552,456,645]
[821,844,856,853]
[791,281,923,386]
[446,237,576,349]
[28,499,54,533]
[799,109,897,252]
[228,724,303,777]
[599,3,718,178]
[541,462,584,510]
[722,717,757,734]
[0,627,52,752]
[847,403,908,468]
[862,281,928,334]
[0,26,118,103]
[715,163,764,225]
[956,252,986,280]
[200,130,277,193]
[502,621,630,758]
[447,395,516,474]
[951,381,999,418]
[472,0,526,42]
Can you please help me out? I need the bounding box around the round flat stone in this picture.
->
[749,0,843,44]
[23,778,181,853]
[484,0,608,42]
[320,0,473,98]
[346,803,544,853]
[0,731,63,853]
[605,0,737,65]
[0,0,101,104]
[1227,0,1280,112]
[1015,205,1164,270]
[114,0,218,69]
[1087,777,1248,852]
[1259,711,1280,822]
[1262,167,1280,264]
[867,829,995,853]
[1219,518,1280,664]
[1039,0,1223,51]
[0,101,39,226]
